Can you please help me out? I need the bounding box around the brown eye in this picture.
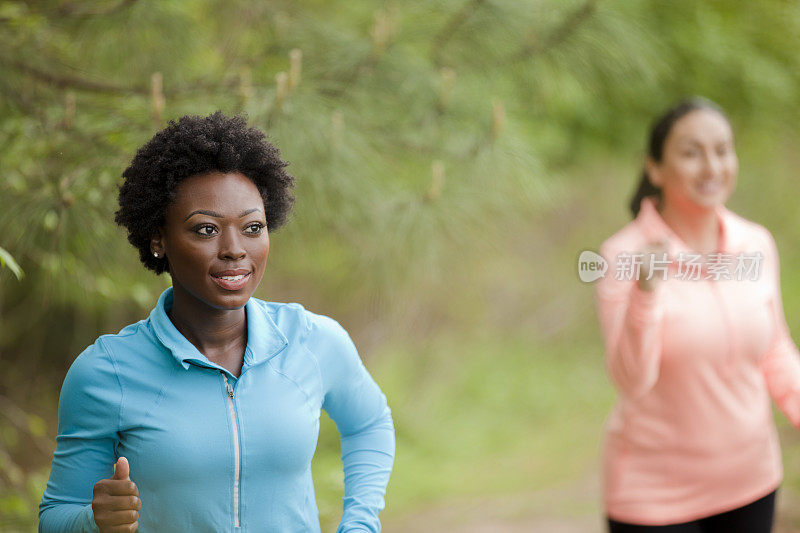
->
[244,223,264,235]
[195,224,218,236]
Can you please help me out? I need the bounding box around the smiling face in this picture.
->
[151,171,269,311]
[646,108,738,213]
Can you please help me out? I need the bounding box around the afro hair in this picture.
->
[115,112,295,274]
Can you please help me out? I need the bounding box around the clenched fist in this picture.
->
[638,238,670,292]
[92,457,141,532]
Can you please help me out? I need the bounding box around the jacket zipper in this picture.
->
[708,280,736,370]
[221,373,241,528]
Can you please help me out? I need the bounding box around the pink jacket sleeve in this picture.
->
[759,231,800,428]
[594,243,665,400]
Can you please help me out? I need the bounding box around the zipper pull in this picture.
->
[222,373,235,399]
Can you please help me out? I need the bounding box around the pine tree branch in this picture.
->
[0,394,52,457]
[0,56,149,95]
[55,0,140,17]
[509,0,598,63]
[431,0,486,68]
[0,55,242,97]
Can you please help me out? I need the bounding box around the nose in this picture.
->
[218,228,246,261]
[703,150,723,178]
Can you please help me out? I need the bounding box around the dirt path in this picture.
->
[383,468,800,532]
[383,471,603,532]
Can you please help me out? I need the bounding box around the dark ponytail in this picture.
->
[629,170,663,218]
[629,97,727,218]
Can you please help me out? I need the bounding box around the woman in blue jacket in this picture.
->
[39,112,395,532]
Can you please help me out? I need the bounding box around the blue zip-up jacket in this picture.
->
[39,288,395,532]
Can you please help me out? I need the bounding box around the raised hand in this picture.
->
[638,238,670,292]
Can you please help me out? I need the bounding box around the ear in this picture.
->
[150,228,166,259]
[645,157,663,188]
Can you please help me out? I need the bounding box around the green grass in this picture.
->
[312,335,800,531]
[312,334,616,529]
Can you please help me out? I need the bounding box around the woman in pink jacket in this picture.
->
[595,98,800,532]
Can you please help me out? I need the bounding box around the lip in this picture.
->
[210,269,251,291]
[696,181,723,195]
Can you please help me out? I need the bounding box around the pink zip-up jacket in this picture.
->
[595,196,800,525]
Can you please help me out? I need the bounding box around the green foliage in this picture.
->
[3,0,800,529]
[0,247,23,279]
[2,0,799,328]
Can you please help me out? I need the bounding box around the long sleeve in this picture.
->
[39,341,121,533]
[759,231,800,428]
[595,243,665,400]
[307,315,395,533]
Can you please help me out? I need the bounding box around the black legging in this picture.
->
[607,490,776,533]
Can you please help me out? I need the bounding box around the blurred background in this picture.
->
[2,0,800,531]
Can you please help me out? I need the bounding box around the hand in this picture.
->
[638,238,670,292]
[92,457,141,532]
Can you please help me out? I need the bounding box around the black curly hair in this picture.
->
[115,112,295,274]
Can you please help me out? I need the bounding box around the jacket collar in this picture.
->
[634,196,744,255]
[148,287,288,372]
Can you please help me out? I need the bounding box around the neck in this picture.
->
[168,282,247,376]
[657,200,720,254]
